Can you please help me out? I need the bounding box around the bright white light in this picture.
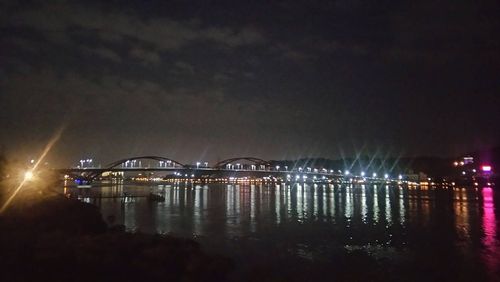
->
[384,174,389,179]
[24,171,34,181]
[344,170,350,176]
[398,175,403,180]
[373,173,377,177]
[361,172,365,177]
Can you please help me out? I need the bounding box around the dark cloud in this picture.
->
[82,46,122,62]
[0,0,499,165]
[129,48,161,64]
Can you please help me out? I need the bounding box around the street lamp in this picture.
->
[276,165,280,171]
[361,171,365,177]
[24,170,34,181]
[373,172,377,178]
[196,162,201,168]
[344,170,350,176]
[384,173,389,179]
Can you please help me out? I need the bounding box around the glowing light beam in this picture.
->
[0,126,65,214]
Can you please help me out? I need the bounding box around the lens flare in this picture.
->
[0,125,65,214]
[24,171,34,181]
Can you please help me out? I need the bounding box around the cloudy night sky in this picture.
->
[1,0,499,166]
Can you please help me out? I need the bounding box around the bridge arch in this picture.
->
[213,157,270,169]
[105,156,186,169]
[69,156,185,182]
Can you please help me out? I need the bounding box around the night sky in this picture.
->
[1,0,499,166]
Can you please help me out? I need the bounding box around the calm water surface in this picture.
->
[65,181,500,280]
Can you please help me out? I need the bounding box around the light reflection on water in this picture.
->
[64,181,500,274]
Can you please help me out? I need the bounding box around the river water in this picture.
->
[64,181,500,281]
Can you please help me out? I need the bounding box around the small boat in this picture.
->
[148,193,165,202]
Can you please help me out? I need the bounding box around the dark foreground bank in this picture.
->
[0,190,232,282]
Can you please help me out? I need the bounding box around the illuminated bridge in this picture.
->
[57,155,404,184]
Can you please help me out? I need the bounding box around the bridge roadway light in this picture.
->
[344,170,350,176]
[373,173,377,178]
[196,162,201,168]
[276,165,280,171]
[398,175,403,180]
[384,174,389,179]
[361,172,365,177]
[298,167,303,172]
